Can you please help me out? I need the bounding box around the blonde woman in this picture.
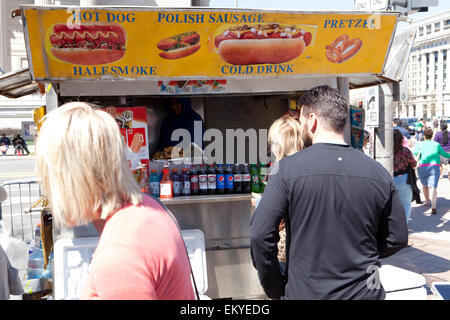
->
[36,102,195,300]
[264,114,303,277]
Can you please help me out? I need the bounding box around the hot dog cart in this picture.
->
[14,5,403,299]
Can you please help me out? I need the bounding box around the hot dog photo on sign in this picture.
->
[213,23,316,65]
[47,23,127,65]
[157,31,201,59]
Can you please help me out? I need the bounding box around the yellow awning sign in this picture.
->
[20,6,399,80]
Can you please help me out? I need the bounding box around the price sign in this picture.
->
[365,86,379,127]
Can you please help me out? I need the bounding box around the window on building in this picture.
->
[445,20,450,29]
[419,27,424,36]
[444,51,448,91]
[434,52,438,90]
[435,22,441,32]
[427,25,432,34]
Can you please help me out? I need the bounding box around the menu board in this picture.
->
[102,106,149,170]
[21,6,398,80]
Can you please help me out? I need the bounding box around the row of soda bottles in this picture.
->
[137,162,271,198]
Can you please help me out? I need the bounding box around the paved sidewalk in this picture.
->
[382,172,450,299]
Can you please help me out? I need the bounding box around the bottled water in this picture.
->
[27,224,44,279]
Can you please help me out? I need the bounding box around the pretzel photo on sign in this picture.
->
[326,34,362,64]
[130,132,144,153]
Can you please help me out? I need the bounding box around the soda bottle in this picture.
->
[198,164,208,195]
[160,162,173,199]
[207,164,217,195]
[225,164,234,194]
[259,163,270,193]
[216,164,225,195]
[139,163,150,194]
[190,165,199,196]
[250,164,260,193]
[182,168,191,196]
[149,169,160,197]
[172,169,182,197]
[242,164,251,193]
[233,164,243,194]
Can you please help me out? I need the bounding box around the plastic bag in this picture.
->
[0,235,29,281]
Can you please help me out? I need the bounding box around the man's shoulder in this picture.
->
[282,144,392,182]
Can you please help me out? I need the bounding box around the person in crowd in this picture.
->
[250,85,408,300]
[414,127,450,215]
[35,102,195,300]
[158,98,205,151]
[0,134,11,156]
[266,114,303,278]
[12,135,30,156]
[393,118,411,140]
[432,118,439,136]
[393,129,417,224]
[393,118,413,149]
[415,118,426,141]
[434,122,450,181]
[358,130,372,155]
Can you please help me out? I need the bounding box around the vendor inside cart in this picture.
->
[157,97,205,151]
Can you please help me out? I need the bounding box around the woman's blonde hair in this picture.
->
[268,114,303,162]
[36,102,142,228]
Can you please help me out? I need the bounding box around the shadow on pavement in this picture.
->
[382,245,450,275]
[409,198,450,234]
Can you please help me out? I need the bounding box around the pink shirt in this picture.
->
[80,195,195,300]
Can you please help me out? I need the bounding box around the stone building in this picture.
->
[401,9,450,119]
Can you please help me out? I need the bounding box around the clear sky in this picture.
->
[209,0,450,22]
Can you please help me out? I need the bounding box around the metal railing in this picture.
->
[0,178,41,242]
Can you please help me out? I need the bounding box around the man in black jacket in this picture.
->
[250,86,408,300]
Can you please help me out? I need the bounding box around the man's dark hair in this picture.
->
[424,127,434,140]
[297,85,348,134]
[393,118,402,126]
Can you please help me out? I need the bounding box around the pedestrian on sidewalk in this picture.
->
[266,113,303,278]
[393,118,411,148]
[434,122,450,181]
[414,127,450,215]
[432,118,439,136]
[12,135,30,156]
[250,85,408,300]
[393,129,417,224]
[0,134,10,156]
[35,102,196,300]
[415,118,426,141]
